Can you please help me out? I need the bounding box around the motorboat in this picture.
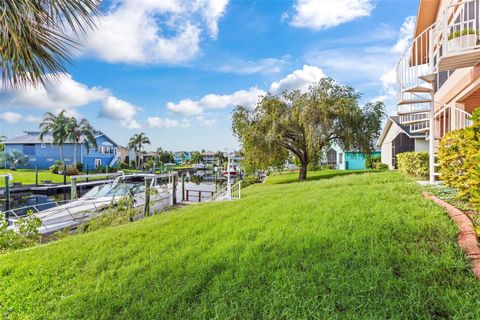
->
[6,174,172,235]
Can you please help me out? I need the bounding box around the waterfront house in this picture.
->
[201,151,217,165]
[3,131,120,170]
[380,0,480,182]
[376,116,428,169]
[173,151,191,165]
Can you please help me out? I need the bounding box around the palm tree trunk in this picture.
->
[73,142,77,166]
[59,145,63,162]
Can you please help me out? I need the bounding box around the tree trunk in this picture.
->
[73,143,77,166]
[299,162,308,181]
[59,145,63,162]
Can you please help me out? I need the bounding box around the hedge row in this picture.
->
[397,151,429,178]
[438,109,480,209]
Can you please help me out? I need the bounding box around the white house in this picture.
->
[377,116,428,169]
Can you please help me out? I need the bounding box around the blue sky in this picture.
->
[0,0,418,151]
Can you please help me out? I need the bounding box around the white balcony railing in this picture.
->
[396,0,480,113]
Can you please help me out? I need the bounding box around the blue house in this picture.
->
[173,151,191,165]
[3,131,120,170]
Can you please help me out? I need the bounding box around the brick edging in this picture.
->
[422,192,480,279]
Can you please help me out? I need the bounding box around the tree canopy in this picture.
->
[232,78,385,180]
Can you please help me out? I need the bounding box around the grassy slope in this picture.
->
[1,171,480,319]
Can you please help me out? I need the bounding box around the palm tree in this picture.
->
[65,117,97,166]
[127,133,151,169]
[215,151,226,167]
[0,136,6,152]
[4,150,30,170]
[1,0,101,88]
[191,151,202,164]
[39,110,69,161]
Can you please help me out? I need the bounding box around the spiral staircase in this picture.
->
[396,0,479,182]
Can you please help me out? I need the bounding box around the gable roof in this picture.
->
[4,131,118,146]
[376,116,426,146]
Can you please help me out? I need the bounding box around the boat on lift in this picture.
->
[222,166,238,177]
[6,173,173,235]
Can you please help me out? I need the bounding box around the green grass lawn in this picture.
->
[0,169,71,186]
[0,169,126,187]
[1,171,480,319]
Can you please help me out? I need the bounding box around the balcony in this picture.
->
[396,0,480,117]
[436,0,480,72]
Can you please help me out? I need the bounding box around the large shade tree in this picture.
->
[1,0,101,88]
[232,78,385,180]
[127,133,151,169]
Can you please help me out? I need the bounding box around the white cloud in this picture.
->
[196,115,216,127]
[167,87,265,116]
[4,73,108,111]
[147,117,179,128]
[0,112,22,123]
[121,119,141,129]
[391,16,416,54]
[289,0,374,30]
[100,96,137,121]
[1,73,142,129]
[166,65,326,116]
[215,57,288,75]
[166,99,204,116]
[81,0,228,64]
[270,65,325,94]
[147,117,191,129]
[197,0,229,39]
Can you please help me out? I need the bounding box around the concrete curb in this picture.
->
[422,192,480,279]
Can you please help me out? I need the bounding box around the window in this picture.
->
[94,159,102,168]
[23,144,35,155]
[339,153,343,164]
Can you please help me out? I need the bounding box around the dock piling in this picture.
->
[144,177,152,216]
[71,178,77,200]
[4,175,10,214]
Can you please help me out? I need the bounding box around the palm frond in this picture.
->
[1,0,102,88]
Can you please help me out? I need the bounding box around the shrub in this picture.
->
[119,161,129,169]
[438,109,480,209]
[49,160,64,174]
[241,175,259,188]
[365,155,381,169]
[373,162,389,170]
[397,152,429,178]
[75,162,84,172]
[66,165,79,176]
[0,211,42,252]
[94,165,105,173]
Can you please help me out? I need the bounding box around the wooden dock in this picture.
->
[29,179,111,194]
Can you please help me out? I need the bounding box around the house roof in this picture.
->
[376,116,426,146]
[4,131,118,146]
